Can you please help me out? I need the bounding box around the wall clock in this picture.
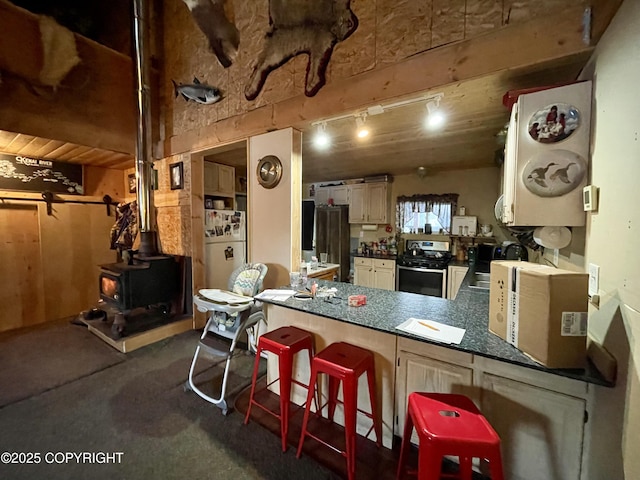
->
[256,155,283,189]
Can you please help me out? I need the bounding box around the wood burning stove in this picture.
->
[99,254,179,335]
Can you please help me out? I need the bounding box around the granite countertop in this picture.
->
[307,263,340,276]
[259,270,612,388]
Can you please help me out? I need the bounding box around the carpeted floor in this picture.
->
[0,322,336,480]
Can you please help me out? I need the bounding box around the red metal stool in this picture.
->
[396,393,504,480]
[244,326,314,452]
[296,341,382,480]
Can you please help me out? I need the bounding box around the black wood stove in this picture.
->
[99,254,179,336]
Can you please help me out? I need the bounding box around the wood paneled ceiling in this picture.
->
[299,54,591,183]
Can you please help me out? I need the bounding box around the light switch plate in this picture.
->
[588,263,600,296]
[553,249,559,266]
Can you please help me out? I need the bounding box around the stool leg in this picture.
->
[243,344,264,425]
[420,446,443,480]
[278,348,293,452]
[296,365,318,458]
[365,364,382,447]
[306,347,319,412]
[460,456,473,479]
[327,375,340,421]
[342,375,358,480]
[396,411,414,480]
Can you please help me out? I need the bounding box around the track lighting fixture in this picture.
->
[425,93,445,129]
[313,122,330,149]
[355,114,369,139]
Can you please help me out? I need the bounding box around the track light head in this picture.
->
[355,114,369,139]
[313,122,330,149]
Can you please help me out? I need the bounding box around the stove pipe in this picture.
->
[132,0,157,256]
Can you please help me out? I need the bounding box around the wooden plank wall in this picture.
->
[0,167,121,333]
[0,204,45,332]
[0,197,117,333]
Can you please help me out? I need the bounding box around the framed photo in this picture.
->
[128,173,136,194]
[152,169,159,190]
[170,162,184,190]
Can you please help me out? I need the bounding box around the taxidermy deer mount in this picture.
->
[181,0,358,100]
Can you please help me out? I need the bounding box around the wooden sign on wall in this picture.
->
[0,153,83,194]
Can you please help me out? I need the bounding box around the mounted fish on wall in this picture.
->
[172,77,223,105]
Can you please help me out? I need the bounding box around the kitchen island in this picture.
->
[258,271,611,480]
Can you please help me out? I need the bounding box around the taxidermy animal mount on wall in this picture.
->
[181,0,358,99]
[172,77,223,105]
[181,0,239,68]
[245,0,358,100]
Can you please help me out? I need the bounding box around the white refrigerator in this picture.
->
[204,209,247,289]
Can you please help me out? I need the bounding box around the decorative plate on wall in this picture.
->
[522,150,586,197]
[527,102,581,144]
[256,155,283,189]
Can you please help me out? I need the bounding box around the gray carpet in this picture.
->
[0,324,335,480]
[0,320,126,407]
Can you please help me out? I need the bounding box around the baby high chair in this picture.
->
[187,263,268,415]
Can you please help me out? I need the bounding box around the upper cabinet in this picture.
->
[204,162,235,198]
[501,82,591,227]
[315,185,349,205]
[348,182,388,224]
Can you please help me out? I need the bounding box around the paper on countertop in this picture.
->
[254,289,296,301]
[396,318,466,345]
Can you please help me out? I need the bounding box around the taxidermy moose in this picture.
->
[181,0,358,100]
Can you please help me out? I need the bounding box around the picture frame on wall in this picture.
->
[170,162,184,190]
[128,173,136,194]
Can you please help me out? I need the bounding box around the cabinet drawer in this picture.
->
[354,257,372,267]
[373,259,395,270]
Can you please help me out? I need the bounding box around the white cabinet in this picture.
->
[395,337,589,480]
[348,182,388,224]
[446,265,468,299]
[354,257,395,290]
[479,372,586,480]
[204,162,235,197]
[315,185,349,205]
[395,337,474,442]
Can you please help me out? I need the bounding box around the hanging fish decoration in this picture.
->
[172,77,222,105]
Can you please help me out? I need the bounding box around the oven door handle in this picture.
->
[397,265,446,274]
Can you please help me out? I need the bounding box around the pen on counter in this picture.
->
[418,321,440,331]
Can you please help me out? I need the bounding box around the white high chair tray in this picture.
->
[198,289,253,304]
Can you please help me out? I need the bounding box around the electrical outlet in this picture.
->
[589,263,600,296]
[553,249,559,266]
[359,231,364,238]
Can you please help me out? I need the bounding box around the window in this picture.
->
[396,194,459,234]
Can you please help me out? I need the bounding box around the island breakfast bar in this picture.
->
[257,272,611,480]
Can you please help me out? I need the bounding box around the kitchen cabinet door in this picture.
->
[217,164,235,195]
[480,373,586,480]
[366,183,388,224]
[204,162,235,197]
[331,185,349,205]
[315,186,330,205]
[396,348,474,443]
[373,259,395,291]
[354,257,373,287]
[348,184,366,222]
[446,265,468,299]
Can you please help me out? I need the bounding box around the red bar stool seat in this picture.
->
[244,326,314,452]
[297,341,382,480]
[397,393,504,480]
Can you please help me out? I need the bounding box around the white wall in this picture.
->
[249,128,302,289]
[578,1,640,478]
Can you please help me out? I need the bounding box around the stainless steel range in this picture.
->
[396,240,452,297]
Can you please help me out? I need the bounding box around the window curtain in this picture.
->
[395,194,459,233]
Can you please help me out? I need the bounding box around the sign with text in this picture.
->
[0,153,83,194]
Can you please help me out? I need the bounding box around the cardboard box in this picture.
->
[489,261,588,368]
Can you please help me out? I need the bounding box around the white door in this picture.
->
[205,241,246,289]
